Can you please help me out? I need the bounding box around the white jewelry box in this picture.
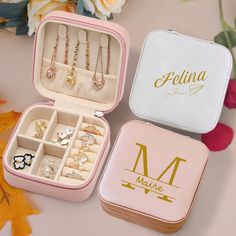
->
[129,29,232,133]
[3,11,129,201]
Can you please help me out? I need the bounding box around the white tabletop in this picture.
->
[1,0,236,235]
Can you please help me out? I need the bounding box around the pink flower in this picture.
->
[224,79,236,109]
[201,123,233,151]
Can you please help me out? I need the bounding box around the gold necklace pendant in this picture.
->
[92,74,105,90]
[46,66,56,80]
[66,71,76,87]
[66,38,80,88]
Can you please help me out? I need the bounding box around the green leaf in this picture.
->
[214,30,236,48]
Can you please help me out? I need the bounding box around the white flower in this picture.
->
[27,0,75,36]
[83,0,126,19]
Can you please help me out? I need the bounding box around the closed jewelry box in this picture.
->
[129,30,232,133]
[3,11,129,201]
[99,120,209,233]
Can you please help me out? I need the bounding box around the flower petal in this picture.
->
[201,123,233,151]
[102,0,125,13]
[95,0,111,16]
[83,0,96,14]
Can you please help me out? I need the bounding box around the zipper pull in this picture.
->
[167,28,177,34]
[95,111,104,118]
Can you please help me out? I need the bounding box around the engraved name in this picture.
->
[154,70,207,88]
[135,176,164,192]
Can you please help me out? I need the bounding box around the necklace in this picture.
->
[92,34,110,90]
[46,25,69,80]
[92,45,105,90]
[46,34,59,80]
[66,39,80,87]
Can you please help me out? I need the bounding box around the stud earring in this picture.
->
[33,120,48,139]
[13,153,34,170]
[51,127,74,147]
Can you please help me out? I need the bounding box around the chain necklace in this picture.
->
[46,34,59,80]
[66,40,80,87]
[92,45,105,90]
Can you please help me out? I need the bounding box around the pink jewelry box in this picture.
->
[99,120,209,233]
[2,11,129,201]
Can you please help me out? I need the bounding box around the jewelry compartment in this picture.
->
[8,135,40,173]
[17,106,53,139]
[31,143,65,180]
[4,104,109,188]
[3,12,128,201]
[33,12,129,112]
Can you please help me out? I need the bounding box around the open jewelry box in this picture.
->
[3,11,129,201]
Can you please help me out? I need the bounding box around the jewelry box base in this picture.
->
[3,104,110,201]
[100,200,184,234]
[4,140,110,201]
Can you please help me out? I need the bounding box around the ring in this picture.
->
[80,133,97,145]
[64,170,85,180]
[40,158,57,179]
[82,125,101,136]
[80,142,93,152]
[41,163,55,179]
[72,151,89,167]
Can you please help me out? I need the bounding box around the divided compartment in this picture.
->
[30,143,66,180]
[45,110,79,147]
[17,106,54,140]
[8,135,40,173]
[56,115,107,185]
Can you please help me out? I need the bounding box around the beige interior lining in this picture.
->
[7,105,108,186]
[34,21,122,112]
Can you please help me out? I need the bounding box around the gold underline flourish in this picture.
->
[125,168,179,189]
[121,179,175,200]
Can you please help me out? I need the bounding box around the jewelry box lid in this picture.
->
[99,120,209,224]
[33,11,129,115]
[129,29,232,133]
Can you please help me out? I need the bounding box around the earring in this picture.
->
[13,155,25,170]
[13,153,34,170]
[51,127,74,147]
[24,153,34,166]
[33,120,48,139]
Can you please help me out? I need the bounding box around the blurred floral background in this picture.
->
[0,0,126,36]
